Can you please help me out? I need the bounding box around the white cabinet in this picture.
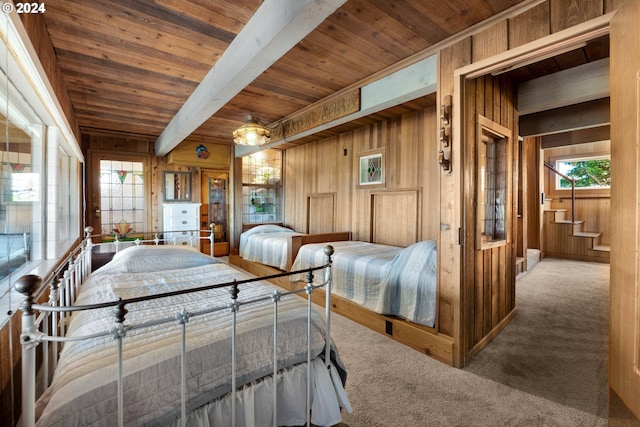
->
[162,203,201,247]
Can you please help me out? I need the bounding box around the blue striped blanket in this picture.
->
[291,240,437,327]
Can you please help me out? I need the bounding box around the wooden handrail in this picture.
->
[544,162,575,224]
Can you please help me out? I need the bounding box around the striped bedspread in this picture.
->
[291,240,437,327]
[239,225,304,270]
[35,262,347,426]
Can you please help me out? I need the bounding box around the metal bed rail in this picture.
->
[17,242,336,427]
[91,223,218,257]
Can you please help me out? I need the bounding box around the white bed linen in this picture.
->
[184,358,350,427]
[240,226,304,270]
[291,240,437,327]
[35,261,350,426]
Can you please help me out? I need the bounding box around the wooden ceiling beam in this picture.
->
[517,58,609,115]
[540,125,610,149]
[154,0,347,156]
[519,98,610,137]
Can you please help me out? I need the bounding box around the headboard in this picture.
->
[370,189,421,247]
[306,193,336,234]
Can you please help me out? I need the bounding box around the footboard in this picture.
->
[18,236,344,426]
[96,222,218,256]
[288,232,351,270]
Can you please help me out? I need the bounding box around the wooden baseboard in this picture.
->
[229,255,455,366]
[468,308,517,360]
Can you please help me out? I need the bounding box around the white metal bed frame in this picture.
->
[17,226,337,427]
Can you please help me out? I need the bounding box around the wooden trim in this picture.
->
[306,192,337,234]
[460,13,613,79]
[475,115,513,251]
[370,188,421,246]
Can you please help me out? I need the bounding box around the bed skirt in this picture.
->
[184,358,350,427]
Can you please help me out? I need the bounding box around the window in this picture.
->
[0,15,82,314]
[555,156,611,190]
[99,160,145,238]
[0,118,36,280]
[242,149,283,224]
[476,116,511,250]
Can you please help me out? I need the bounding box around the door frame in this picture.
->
[86,149,152,242]
[450,13,613,365]
[609,1,640,420]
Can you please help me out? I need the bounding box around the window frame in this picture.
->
[554,154,611,191]
[476,115,512,250]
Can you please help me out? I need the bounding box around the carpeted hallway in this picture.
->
[331,257,610,427]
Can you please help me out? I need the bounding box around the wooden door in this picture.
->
[87,151,150,243]
[609,1,640,419]
[461,74,518,363]
[200,170,230,256]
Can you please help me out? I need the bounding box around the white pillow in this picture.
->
[239,224,294,252]
[243,224,293,236]
[94,245,220,275]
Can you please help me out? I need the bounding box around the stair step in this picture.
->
[544,209,568,222]
[593,245,611,252]
[554,220,584,225]
[573,231,601,238]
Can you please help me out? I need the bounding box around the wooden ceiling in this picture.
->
[37,0,535,153]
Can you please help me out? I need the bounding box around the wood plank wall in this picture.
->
[525,137,542,250]
[283,106,439,243]
[438,38,471,361]
[0,313,22,426]
[19,14,81,144]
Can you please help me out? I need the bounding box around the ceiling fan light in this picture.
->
[233,114,271,146]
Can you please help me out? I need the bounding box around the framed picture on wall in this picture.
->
[357,148,386,189]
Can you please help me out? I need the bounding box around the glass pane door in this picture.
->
[99,160,145,240]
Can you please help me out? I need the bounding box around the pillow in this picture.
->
[93,245,220,275]
[242,224,293,236]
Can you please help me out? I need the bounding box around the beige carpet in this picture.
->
[330,257,609,427]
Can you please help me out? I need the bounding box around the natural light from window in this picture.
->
[555,156,611,190]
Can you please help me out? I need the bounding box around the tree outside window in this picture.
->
[556,156,611,189]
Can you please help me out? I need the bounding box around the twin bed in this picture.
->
[290,240,437,328]
[18,233,351,426]
[235,225,444,359]
[239,225,351,271]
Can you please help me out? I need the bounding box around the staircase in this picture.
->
[543,208,610,263]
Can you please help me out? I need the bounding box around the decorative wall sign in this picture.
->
[270,89,360,141]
